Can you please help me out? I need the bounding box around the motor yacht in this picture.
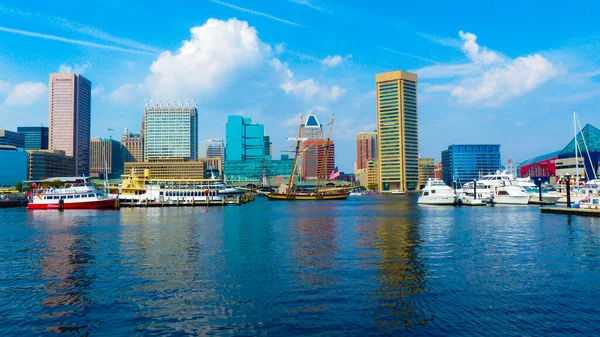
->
[418,179,458,205]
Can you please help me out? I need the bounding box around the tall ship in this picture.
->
[267,115,350,201]
[27,177,118,210]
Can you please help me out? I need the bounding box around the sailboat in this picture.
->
[267,114,351,200]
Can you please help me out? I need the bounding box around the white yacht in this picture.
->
[516,178,562,203]
[418,179,457,205]
[577,195,600,209]
[492,184,531,205]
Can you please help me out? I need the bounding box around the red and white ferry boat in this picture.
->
[28,177,118,210]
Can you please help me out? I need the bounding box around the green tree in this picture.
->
[14,183,23,192]
[367,183,378,191]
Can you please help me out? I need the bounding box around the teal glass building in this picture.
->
[441,144,501,186]
[226,116,270,161]
[143,100,198,161]
[17,127,49,150]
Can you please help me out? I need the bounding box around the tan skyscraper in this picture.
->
[49,73,92,176]
[122,130,144,163]
[376,70,419,192]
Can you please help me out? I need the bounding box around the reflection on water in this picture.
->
[2,198,600,335]
[369,198,431,332]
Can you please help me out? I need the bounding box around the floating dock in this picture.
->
[540,207,600,217]
[529,200,556,205]
[0,200,28,208]
[118,195,254,208]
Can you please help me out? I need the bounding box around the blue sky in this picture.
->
[1,0,599,171]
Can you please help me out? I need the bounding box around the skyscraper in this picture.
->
[201,139,225,161]
[122,130,143,163]
[143,100,198,161]
[17,126,49,150]
[300,139,335,180]
[376,70,419,192]
[356,131,377,171]
[301,115,324,139]
[90,138,123,179]
[225,116,266,161]
[49,73,91,176]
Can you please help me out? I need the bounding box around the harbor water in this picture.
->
[1,196,600,336]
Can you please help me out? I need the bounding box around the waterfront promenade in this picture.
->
[1,196,599,335]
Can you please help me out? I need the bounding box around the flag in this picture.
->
[329,167,340,180]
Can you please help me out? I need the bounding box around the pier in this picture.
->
[540,207,600,217]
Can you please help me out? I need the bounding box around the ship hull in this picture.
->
[267,193,349,200]
[28,198,117,210]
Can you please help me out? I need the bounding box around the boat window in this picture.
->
[67,195,73,199]
[423,192,429,196]
[43,196,47,200]
[594,199,599,205]
[431,190,436,194]
[160,192,164,196]
[497,191,509,196]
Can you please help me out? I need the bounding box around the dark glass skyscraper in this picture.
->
[441,144,501,186]
[17,126,49,150]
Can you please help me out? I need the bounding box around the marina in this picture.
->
[2,195,600,336]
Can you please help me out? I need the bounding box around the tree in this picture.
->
[367,183,378,191]
[14,183,23,192]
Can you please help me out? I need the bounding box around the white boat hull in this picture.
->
[417,195,456,205]
[493,195,531,205]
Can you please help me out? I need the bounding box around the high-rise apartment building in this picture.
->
[49,73,91,176]
[418,158,435,190]
[441,144,501,186]
[225,116,267,161]
[90,138,123,179]
[376,70,419,192]
[356,131,378,171]
[201,139,225,161]
[143,100,198,161]
[300,139,335,180]
[0,130,25,148]
[122,130,143,163]
[301,115,324,139]
[17,126,49,150]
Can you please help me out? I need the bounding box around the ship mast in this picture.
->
[315,114,334,194]
[286,115,304,193]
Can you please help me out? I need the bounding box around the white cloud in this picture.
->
[451,54,557,106]
[458,31,503,65]
[58,61,91,74]
[146,18,271,99]
[321,54,352,67]
[413,63,482,79]
[91,85,104,97]
[3,81,47,106]
[0,80,10,93]
[415,31,557,106]
[275,43,286,54]
[110,84,144,103]
[289,0,325,12]
[281,78,346,101]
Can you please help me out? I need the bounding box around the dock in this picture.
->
[529,200,556,205]
[540,207,600,217]
[0,200,28,208]
[118,195,254,208]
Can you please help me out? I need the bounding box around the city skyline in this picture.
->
[1,1,600,171]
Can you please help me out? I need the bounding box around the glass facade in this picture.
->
[0,130,24,148]
[557,124,600,179]
[143,101,198,161]
[17,126,49,150]
[0,148,28,186]
[224,158,294,181]
[226,116,267,161]
[441,144,501,186]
